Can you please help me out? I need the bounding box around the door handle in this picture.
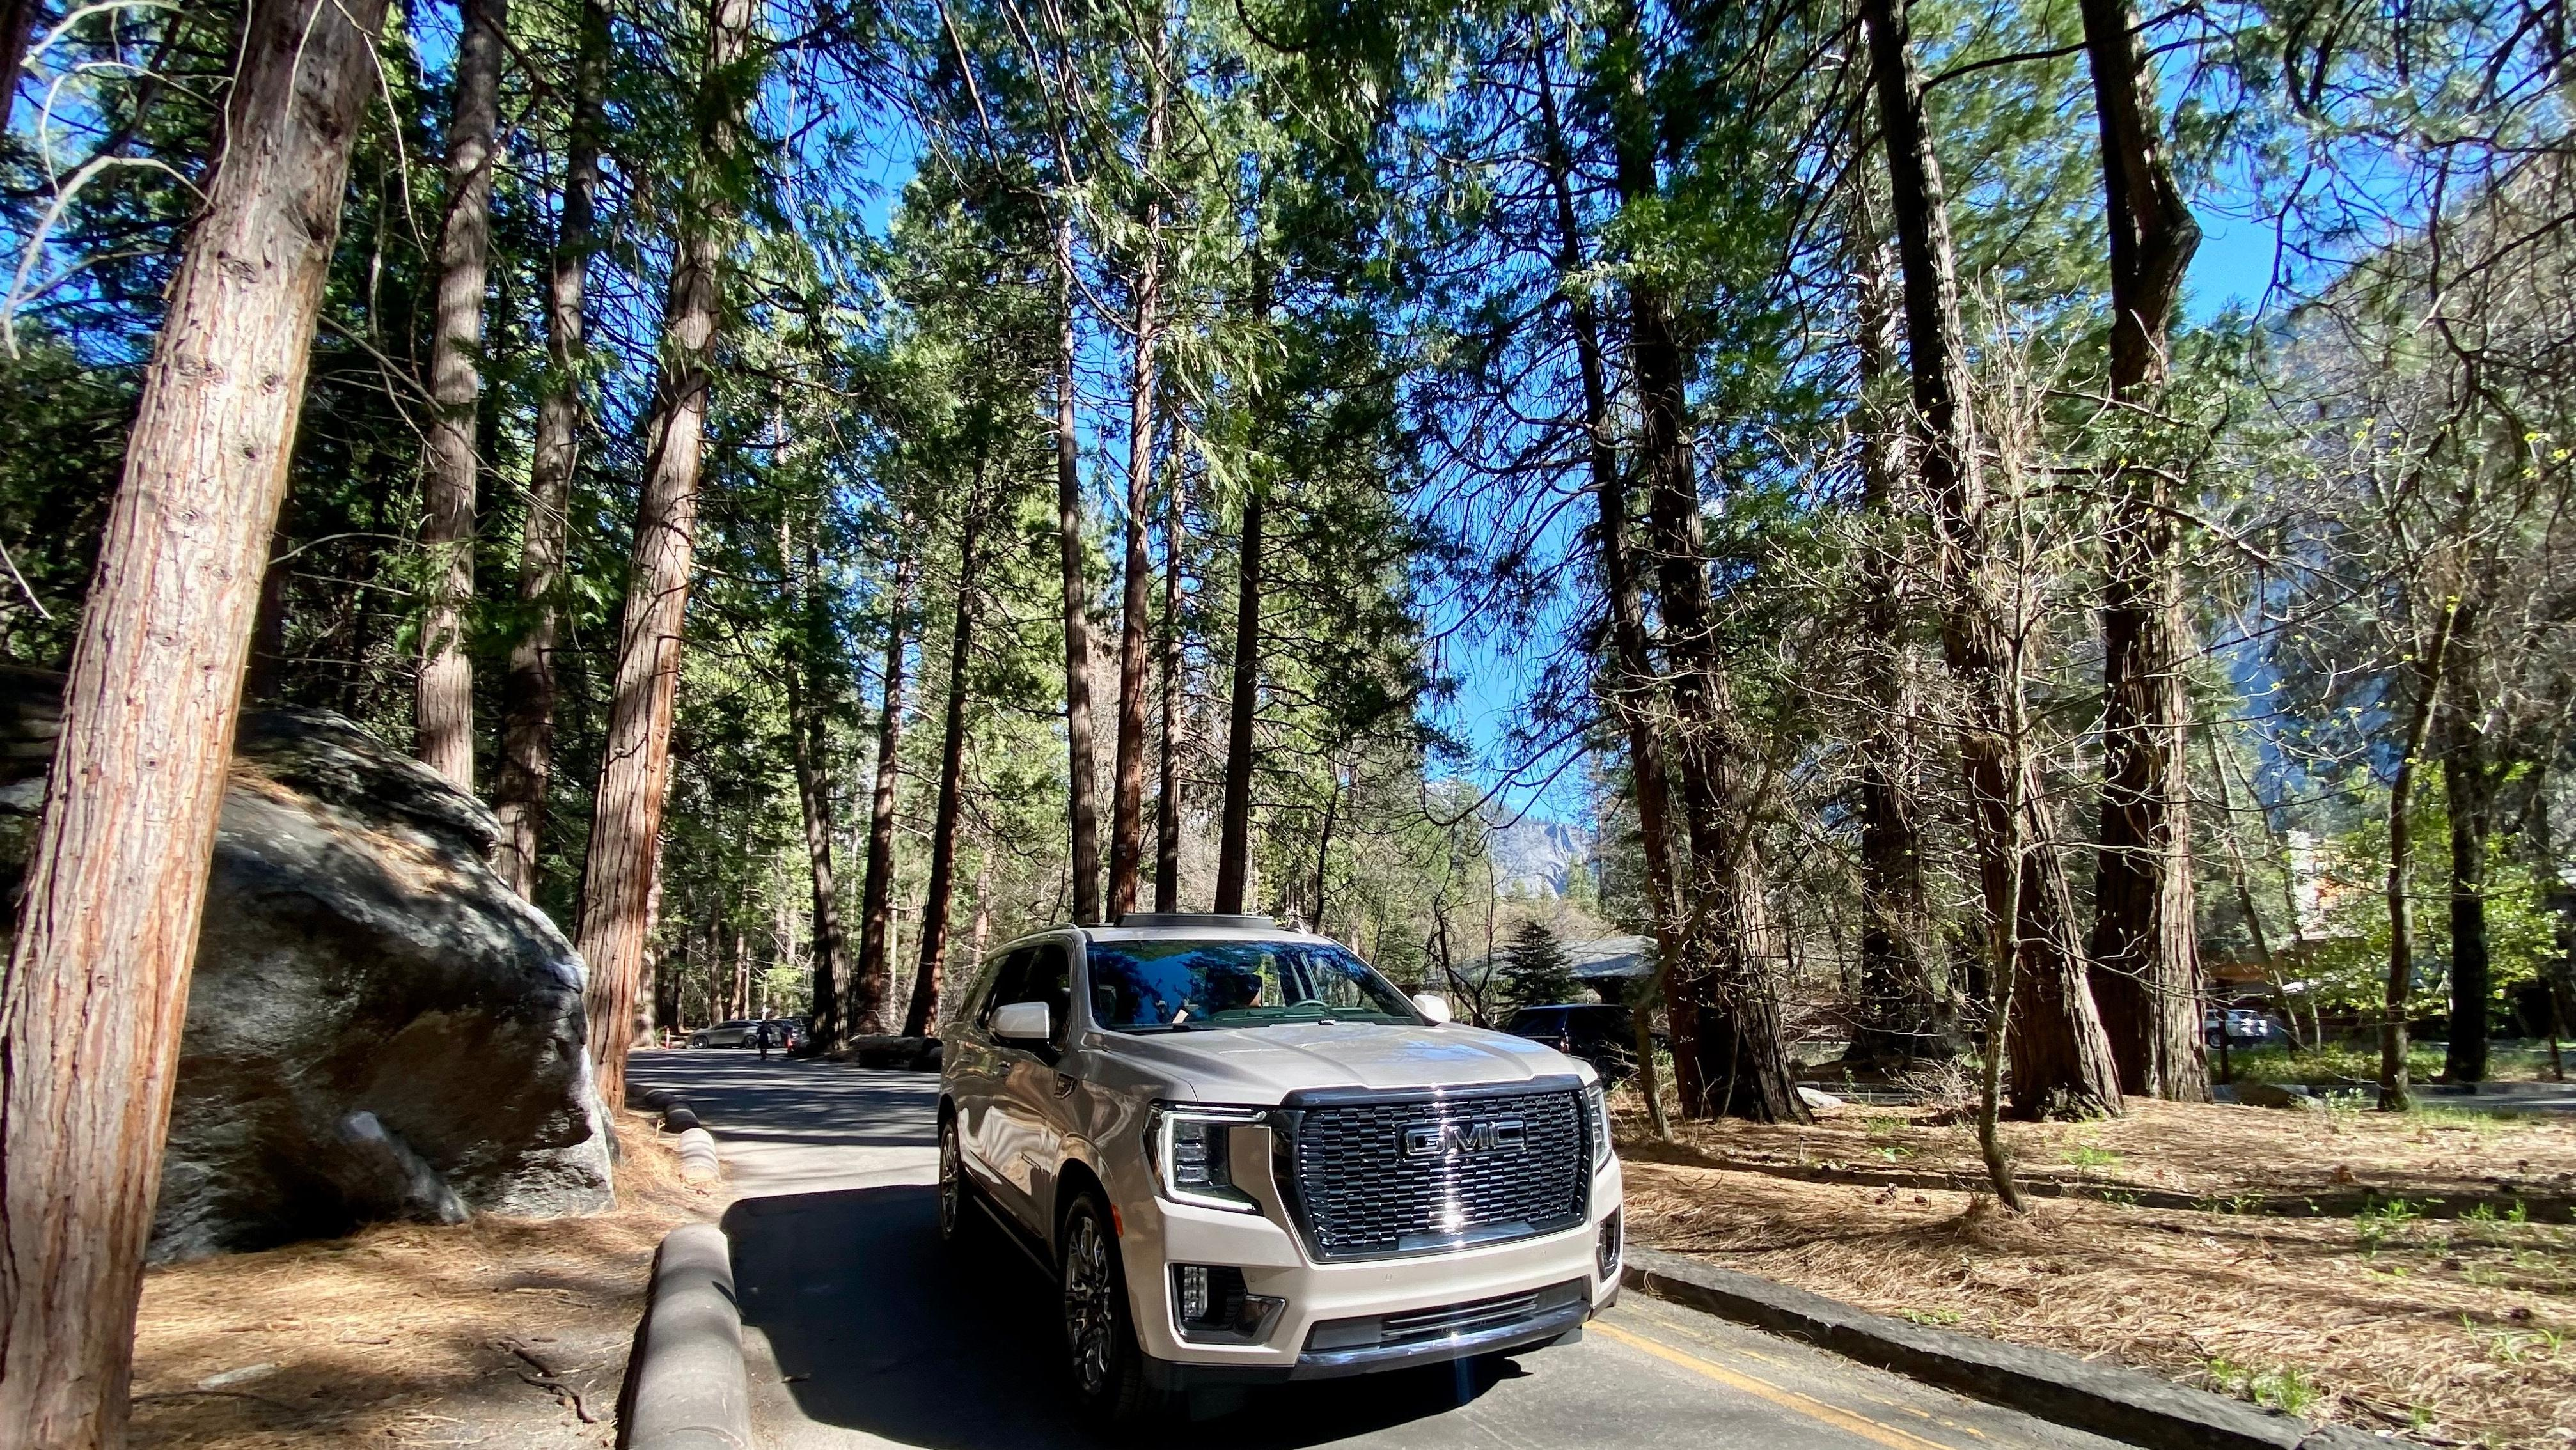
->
[1053,1073,1078,1098]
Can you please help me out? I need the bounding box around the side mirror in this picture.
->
[1411,994,1453,1025]
[990,1000,1052,1043]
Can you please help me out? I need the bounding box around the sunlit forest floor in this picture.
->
[127,1114,715,1449]
[1619,1096,2576,1448]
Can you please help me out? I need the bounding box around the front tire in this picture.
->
[1059,1190,1161,1425]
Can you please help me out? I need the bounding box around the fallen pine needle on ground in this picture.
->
[128,1112,715,1450]
[1617,1096,2576,1449]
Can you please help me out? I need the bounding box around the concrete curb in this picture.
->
[624,1223,751,1450]
[639,1091,722,1185]
[675,1127,721,1183]
[1622,1249,2385,1450]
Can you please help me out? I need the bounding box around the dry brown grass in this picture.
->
[1617,1099,2576,1449]
[129,1112,716,1449]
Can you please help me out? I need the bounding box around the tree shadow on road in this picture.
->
[723,1185,1514,1448]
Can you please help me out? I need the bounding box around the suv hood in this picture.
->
[1092,1021,1585,1105]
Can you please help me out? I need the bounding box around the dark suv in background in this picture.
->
[1504,1004,1648,1084]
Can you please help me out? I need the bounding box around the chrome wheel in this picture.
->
[937,1119,964,1241]
[1062,1206,1117,1396]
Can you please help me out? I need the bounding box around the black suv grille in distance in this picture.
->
[1284,1086,1587,1259]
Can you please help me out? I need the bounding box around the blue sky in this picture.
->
[1428,217,2293,827]
[781,44,2301,834]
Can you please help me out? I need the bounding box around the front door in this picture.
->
[957,948,1032,1206]
[989,940,1075,1238]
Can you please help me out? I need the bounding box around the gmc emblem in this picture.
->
[1402,1117,1526,1157]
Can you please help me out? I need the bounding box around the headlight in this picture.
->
[1147,1105,1264,1212]
[1585,1082,1613,1168]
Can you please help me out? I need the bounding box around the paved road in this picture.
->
[627,1050,2130,1450]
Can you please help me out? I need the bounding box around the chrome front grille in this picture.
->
[1283,1084,1588,1260]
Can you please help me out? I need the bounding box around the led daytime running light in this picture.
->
[1150,1105,1263,1212]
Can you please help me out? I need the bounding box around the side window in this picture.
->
[1023,944,1074,1050]
[975,949,1034,1031]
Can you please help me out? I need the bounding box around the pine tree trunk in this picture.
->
[2442,683,2492,1084]
[1603,15,1806,1124]
[0,0,36,128]
[1861,0,2121,1119]
[1055,215,1103,924]
[1846,196,1950,1071]
[968,848,994,976]
[0,0,388,1438]
[854,545,919,1034]
[1535,49,1674,1136]
[575,0,756,1114]
[494,0,608,899]
[1154,466,1185,911]
[905,498,987,1037]
[1108,56,1168,922]
[789,598,851,1050]
[244,526,293,700]
[2381,601,2460,1109]
[1214,487,1263,914]
[414,0,508,790]
[2078,0,2207,1102]
[1313,762,1340,933]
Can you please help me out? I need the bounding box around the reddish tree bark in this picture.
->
[494,0,609,899]
[414,0,509,789]
[1860,0,2122,1120]
[576,0,757,1114]
[0,0,388,1438]
[1055,215,1104,924]
[1154,467,1186,912]
[1108,52,1168,921]
[852,544,919,1033]
[2078,0,2208,1102]
[904,497,988,1037]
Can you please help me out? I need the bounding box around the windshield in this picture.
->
[1085,939,1421,1032]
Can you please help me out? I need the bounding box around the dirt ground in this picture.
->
[129,1113,714,1450]
[1615,1095,2576,1449]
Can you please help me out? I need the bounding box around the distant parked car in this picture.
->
[1505,1003,1651,1083]
[2203,1008,2287,1047]
[764,1018,806,1052]
[689,1019,760,1049]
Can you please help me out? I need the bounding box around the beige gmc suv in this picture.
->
[938,912,1624,1423]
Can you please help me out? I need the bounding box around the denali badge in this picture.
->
[1402,1117,1527,1157]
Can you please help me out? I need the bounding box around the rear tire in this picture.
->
[937,1115,976,1244]
[1059,1190,1164,1426]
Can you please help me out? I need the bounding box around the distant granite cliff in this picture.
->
[1485,813,1594,898]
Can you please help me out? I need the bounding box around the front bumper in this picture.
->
[1120,1150,1624,1382]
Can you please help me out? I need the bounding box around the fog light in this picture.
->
[1170,1264,1284,1344]
[1598,1208,1622,1277]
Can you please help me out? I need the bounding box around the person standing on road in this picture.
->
[756,1020,774,1060]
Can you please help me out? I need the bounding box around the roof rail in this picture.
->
[1110,912,1278,930]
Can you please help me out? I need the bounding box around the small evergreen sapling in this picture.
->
[1500,919,1580,1008]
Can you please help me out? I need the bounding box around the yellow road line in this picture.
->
[1591,1319,1957,1450]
